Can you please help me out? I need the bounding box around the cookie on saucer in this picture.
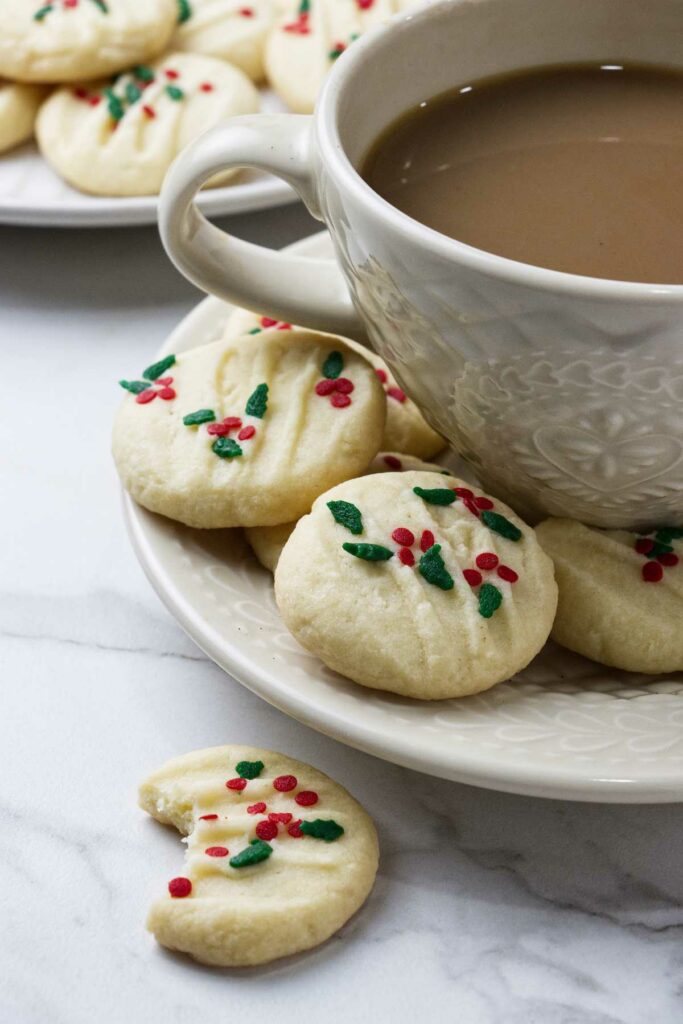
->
[536,517,683,673]
[246,451,448,572]
[112,329,386,528]
[140,745,379,966]
[225,308,445,460]
[275,471,557,698]
[0,0,177,83]
[0,80,46,153]
[172,0,277,81]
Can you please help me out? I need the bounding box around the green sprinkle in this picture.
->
[322,350,344,380]
[327,500,363,535]
[329,48,344,60]
[33,5,53,21]
[418,544,454,591]
[229,839,273,868]
[125,82,142,105]
[342,542,393,562]
[183,408,215,427]
[655,527,683,544]
[104,88,124,121]
[176,0,192,22]
[165,84,185,101]
[245,383,268,418]
[247,327,262,335]
[212,437,243,459]
[91,0,109,11]
[299,819,344,842]
[299,0,310,12]
[478,582,503,618]
[413,486,457,506]
[133,65,155,82]
[119,379,149,395]
[480,510,522,542]
[235,760,264,780]
[647,541,674,559]
[143,354,176,381]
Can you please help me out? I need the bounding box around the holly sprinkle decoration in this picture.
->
[119,354,176,404]
[314,349,355,408]
[284,0,311,34]
[73,64,211,126]
[248,316,292,335]
[462,551,518,617]
[183,383,268,459]
[635,527,683,582]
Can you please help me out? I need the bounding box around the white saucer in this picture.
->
[122,231,683,803]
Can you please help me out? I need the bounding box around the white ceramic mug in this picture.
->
[159,0,683,529]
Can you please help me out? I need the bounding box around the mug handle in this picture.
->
[159,114,363,338]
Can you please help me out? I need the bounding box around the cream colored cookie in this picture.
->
[265,0,415,113]
[0,80,46,153]
[36,52,260,196]
[536,518,683,674]
[246,451,447,572]
[172,0,277,81]
[275,471,557,698]
[112,330,385,528]
[225,308,445,459]
[140,745,379,966]
[0,0,177,83]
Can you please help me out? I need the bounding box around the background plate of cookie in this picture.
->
[122,232,683,804]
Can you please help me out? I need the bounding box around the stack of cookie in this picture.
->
[0,0,421,194]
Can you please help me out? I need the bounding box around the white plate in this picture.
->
[0,89,294,227]
[122,231,683,803]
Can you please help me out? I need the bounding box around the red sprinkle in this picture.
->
[375,368,388,383]
[255,820,278,841]
[199,814,219,821]
[295,791,319,807]
[64,0,78,7]
[135,389,156,404]
[239,6,254,14]
[357,0,374,7]
[226,777,247,791]
[199,82,214,92]
[334,377,354,394]
[142,104,155,118]
[89,96,102,106]
[315,378,336,396]
[635,538,654,554]
[165,69,179,79]
[278,323,292,330]
[261,317,277,327]
[642,561,664,582]
[387,386,406,403]
[420,530,435,552]
[168,877,192,898]
[287,820,304,838]
[392,527,415,547]
[383,455,402,470]
[658,552,679,567]
[248,802,267,815]
[398,547,415,566]
[462,497,481,518]
[476,552,499,570]
[268,812,293,824]
[158,387,176,400]
[207,422,231,436]
[205,846,229,857]
[74,87,88,99]
[463,568,483,587]
[474,496,494,510]
[223,416,243,429]
[238,425,256,441]
[331,393,351,408]
[497,564,519,583]
[273,774,297,792]
[454,487,474,500]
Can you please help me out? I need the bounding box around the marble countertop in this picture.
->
[2,206,683,1024]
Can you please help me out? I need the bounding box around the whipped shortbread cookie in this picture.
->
[0,80,46,153]
[173,0,277,81]
[265,0,415,113]
[276,471,557,698]
[536,518,683,674]
[246,452,447,572]
[0,0,177,83]
[140,745,379,966]
[36,52,260,196]
[112,330,385,528]
[225,309,445,459]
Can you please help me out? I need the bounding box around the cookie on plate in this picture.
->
[536,518,683,674]
[0,0,177,83]
[140,745,379,966]
[275,471,557,698]
[265,0,415,113]
[225,309,445,459]
[172,0,277,81]
[112,329,385,528]
[246,451,448,572]
[0,80,46,153]
[36,52,260,196]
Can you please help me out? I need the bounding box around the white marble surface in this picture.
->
[2,207,683,1024]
